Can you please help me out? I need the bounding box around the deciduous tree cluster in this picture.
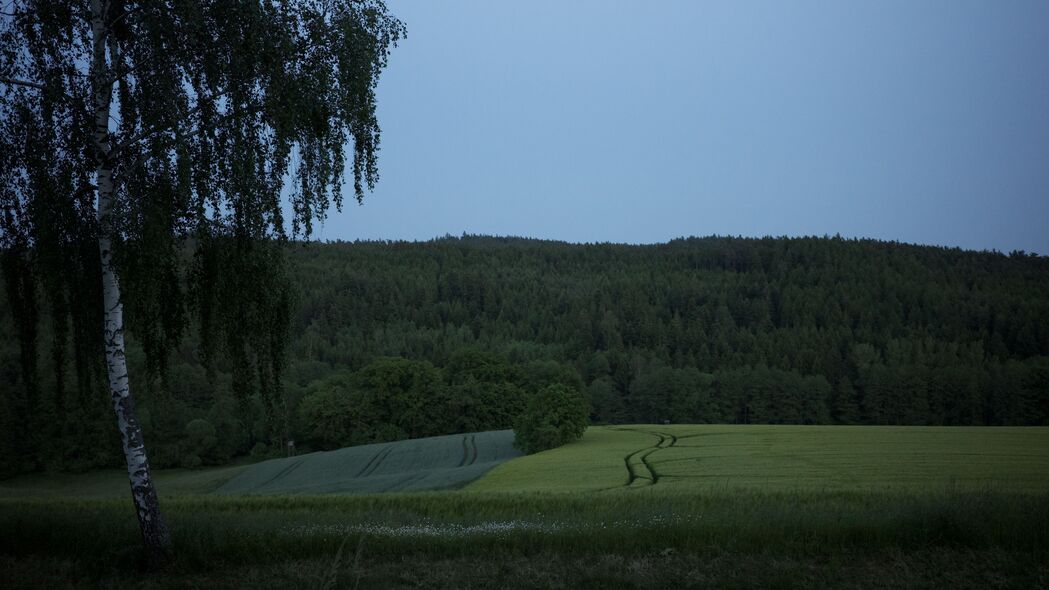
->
[1,234,1047,476]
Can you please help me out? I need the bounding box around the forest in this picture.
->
[2,234,1047,477]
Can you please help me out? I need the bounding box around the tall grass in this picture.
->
[3,425,1047,586]
[2,490,1046,576]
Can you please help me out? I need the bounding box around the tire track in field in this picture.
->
[467,434,478,466]
[611,428,677,487]
[382,471,428,492]
[458,434,478,467]
[356,445,393,477]
[257,458,304,490]
[644,432,676,483]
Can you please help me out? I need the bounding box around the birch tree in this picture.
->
[0,0,404,567]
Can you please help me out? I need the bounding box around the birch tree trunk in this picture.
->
[91,0,172,568]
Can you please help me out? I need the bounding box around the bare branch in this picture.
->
[108,4,144,28]
[0,1,24,17]
[0,77,45,90]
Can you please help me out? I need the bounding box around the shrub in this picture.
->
[513,384,589,454]
[250,442,271,460]
[184,418,218,463]
[206,396,249,462]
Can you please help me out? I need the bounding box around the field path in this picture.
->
[356,445,393,477]
[611,428,677,487]
[257,459,304,489]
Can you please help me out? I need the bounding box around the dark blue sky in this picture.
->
[320,0,1049,253]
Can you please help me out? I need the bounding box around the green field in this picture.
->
[471,425,1049,493]
[2,425,1048,588]
[5,425,1043,500]
[0,431,520,500]
[218,430,521,495]
[0,463,248,499]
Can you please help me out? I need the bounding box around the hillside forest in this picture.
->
[1,235,1047,476]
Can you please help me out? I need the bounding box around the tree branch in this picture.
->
[0,76,45,90]
[108,4,143,29]
[0,1,25,18]
[111,102,267,157]
[110,104,203,156]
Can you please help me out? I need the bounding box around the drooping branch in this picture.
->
[109,101,269,158]
[0,77,45,90]
[109,104,204,156]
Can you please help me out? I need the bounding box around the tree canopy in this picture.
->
[1,0,405,426]
[514,384,589,455]
[1,0,404,566]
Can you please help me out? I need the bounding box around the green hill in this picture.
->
[3,235,1048,477]
[217,430,520,495]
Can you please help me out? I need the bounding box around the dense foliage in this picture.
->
[1,234,1047,475]
[0,0,406,536]
[298,353,579,451]
[513,384,589,454]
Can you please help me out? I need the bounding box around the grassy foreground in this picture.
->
[1,425,1047,588]
[2,491,1048,588]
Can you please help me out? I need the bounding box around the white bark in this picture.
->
[91,0,172,568]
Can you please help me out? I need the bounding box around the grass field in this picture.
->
[0,430,520,500]
[0,463,248,499]
[470,425,1049,493]
[1,425,1047,588]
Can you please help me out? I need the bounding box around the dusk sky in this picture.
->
[318,0,1049,254]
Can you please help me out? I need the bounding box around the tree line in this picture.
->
[2,234,1047,476]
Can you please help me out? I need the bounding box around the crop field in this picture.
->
[470,425,1049,494]
[1,425,1048,588]
[218,430,521,495]
[0,431,520,500]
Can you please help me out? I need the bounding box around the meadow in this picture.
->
[472,425,1049,493]
[1,425,1047,588]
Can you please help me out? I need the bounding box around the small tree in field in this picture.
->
[513,384,589,454]
[1,0,404,567]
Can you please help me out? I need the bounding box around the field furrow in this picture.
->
[468,434,479,466]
